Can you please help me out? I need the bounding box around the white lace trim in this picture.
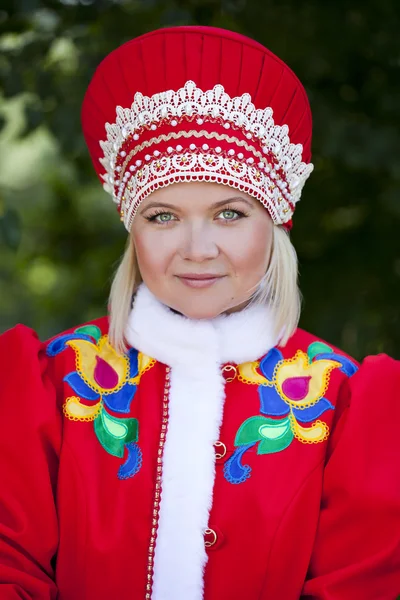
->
[99,80,313,229]
[121,151,290,229]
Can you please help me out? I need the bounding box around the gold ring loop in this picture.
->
[222,365,237,383]
[204,528,217,548]
[214,441,227,460]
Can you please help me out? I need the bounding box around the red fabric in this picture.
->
[82,27,312,164]
[81,26,312,229]
[0,326,60,600]
[301,355,400,599]
[0,321,399,599]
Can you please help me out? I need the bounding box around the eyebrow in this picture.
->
[139,196,254,214]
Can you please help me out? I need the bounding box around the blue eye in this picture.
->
[156,213,173,222]
[146,212,175,224]
[220,210,238,220]
[217,208,246,221]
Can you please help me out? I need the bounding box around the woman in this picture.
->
[0,25,399,600]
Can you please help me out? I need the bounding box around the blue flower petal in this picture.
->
[259,385,289,417]
[223,443,255,484]
[103,384,137,414]
[259,348,283,381]
[128,348,139,379]
[292,397,334,423]
[47,333,94,356]
[118,442,143,480]
[313,352,358,377]
[64,372,100,400]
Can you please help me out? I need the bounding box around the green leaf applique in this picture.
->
[75,325,102,343]
[257,417,293,454]
[94,408,138,458]
[307,341,333,362]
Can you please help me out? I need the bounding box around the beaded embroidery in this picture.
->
[99,80,314,230]
[121,150,288,230]
[47,324,155,479]
[224,342,358,484]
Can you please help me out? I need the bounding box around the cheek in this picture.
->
[133,230,175,277]
[226,224,272,275]
[132,233,158,276]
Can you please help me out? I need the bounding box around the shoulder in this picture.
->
[284,327,400,408]
[0,316,110,391]
[0,324,59,423]
[1,322,43,354]
[44,315,109,354]
[283,327,358,365]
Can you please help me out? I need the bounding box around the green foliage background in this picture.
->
[0,0,399,360]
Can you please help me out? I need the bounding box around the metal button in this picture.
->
[222,364,237,383]
[214,441,227,460]
[204,528,217,548]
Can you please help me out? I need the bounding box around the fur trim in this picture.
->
[125,285,278,600]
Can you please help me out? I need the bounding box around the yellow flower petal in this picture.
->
[275,351,341,407]
[96,337,128,388]
[291,417,329,444]
[129,352,156,385]
[138,352,156,376]
[63,396,101,422]
[237,361,266,385]
[66,338,100,392]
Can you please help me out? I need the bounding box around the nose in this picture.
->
[179,222,219,262]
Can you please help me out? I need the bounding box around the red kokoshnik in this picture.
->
[81,26,314,231]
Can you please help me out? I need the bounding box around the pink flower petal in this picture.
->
[94,356,119,390]
[281,376,311,401]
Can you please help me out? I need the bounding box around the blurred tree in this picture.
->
[0,0,399,359]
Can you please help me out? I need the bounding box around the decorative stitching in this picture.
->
[63,396,102,422]
[145,366,171,599]
[67,335,133,396]
[120,148,292,230]
[224,343,358,484]
[237,360,264,385]
[118,442,143,480]
[100,80,314,229]
[100,81,312,198]
[223,442,256,484]
[47,326,156,479]
[271,350,340,410]
[118,129,272,181]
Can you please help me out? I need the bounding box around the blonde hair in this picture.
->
[108,226,301,354]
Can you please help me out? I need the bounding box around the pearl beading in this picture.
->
[99,80,313,229]
[121,148,290,231]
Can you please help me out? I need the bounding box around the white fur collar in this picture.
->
[125,284,278,600]
[126,283,277,367]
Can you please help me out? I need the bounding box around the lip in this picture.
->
[176,274,225,289]
[177,273,225,280]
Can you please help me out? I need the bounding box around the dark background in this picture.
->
[1,0,399,360]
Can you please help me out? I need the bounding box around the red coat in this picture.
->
[0,311,399,599]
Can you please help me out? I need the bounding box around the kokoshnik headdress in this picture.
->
[82,26,313,231]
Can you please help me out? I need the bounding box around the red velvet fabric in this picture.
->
[0,321,399,599]
[82,27,312,169]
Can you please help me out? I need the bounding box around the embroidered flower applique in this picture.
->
[224,342,358,484]
[46,324,155,479]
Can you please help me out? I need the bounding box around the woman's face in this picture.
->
[131,182,273,319]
